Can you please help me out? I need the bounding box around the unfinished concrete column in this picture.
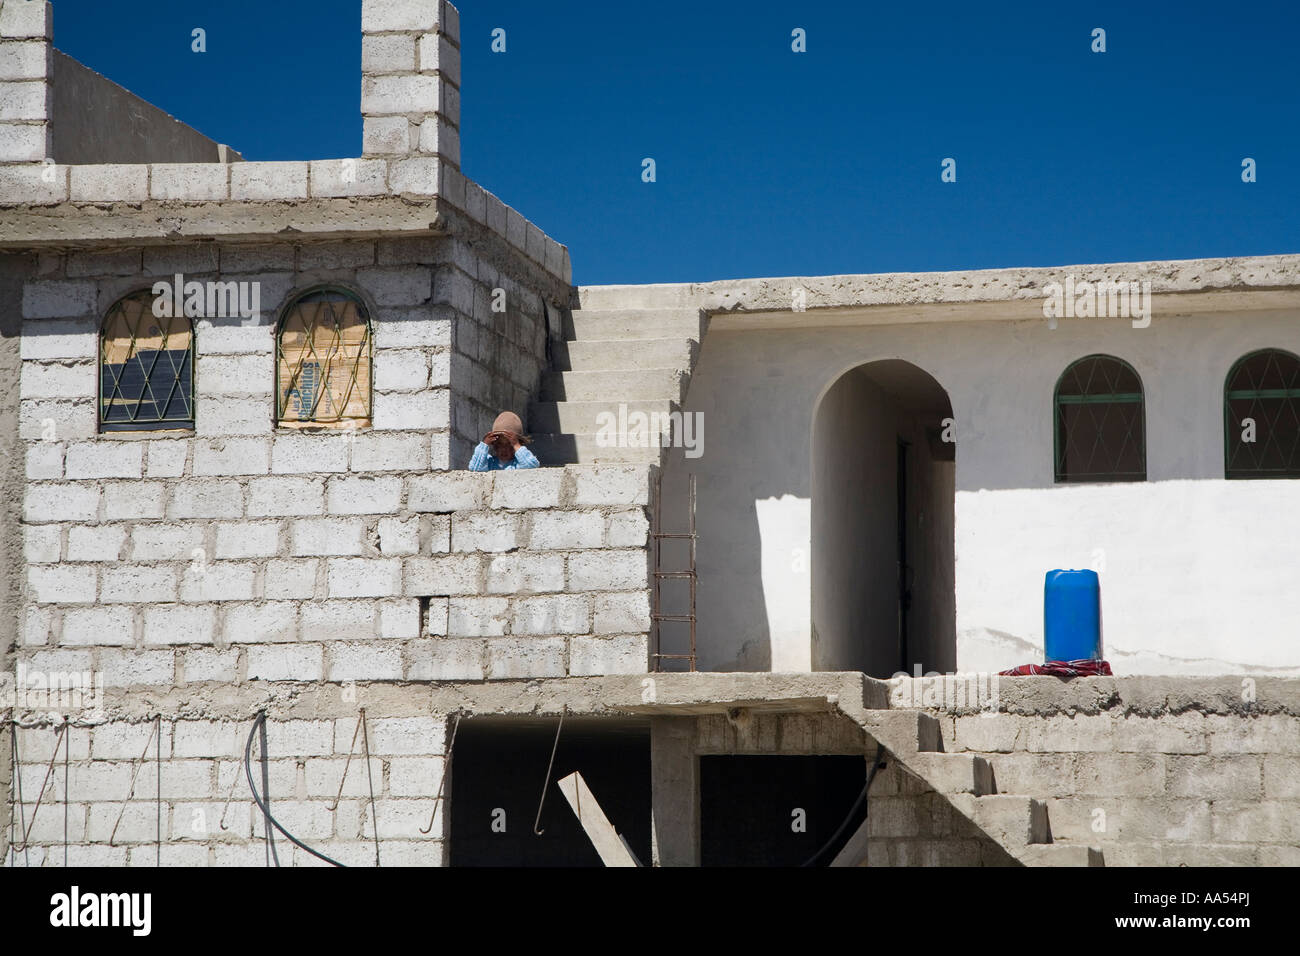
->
[0,0,52,163]
[650,717,700,866]
[361,0,461,168]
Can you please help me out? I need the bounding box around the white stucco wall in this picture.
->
[664,307,1300,676]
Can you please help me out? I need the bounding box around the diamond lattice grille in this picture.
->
[100,290,194,431]
[276,290,372,427]
[1224,349,1300,479]
[1055,355,1146,482]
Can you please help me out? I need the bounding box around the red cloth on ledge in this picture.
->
[998,660,1113,677]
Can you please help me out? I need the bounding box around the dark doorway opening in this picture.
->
[700,755,866,866]
[897,438,911,674]
[449,717,651,866]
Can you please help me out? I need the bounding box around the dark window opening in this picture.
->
[276,288,372,428]
[100,290,194,431]
[1224,348,1300,479]
[1054,354,1146,483]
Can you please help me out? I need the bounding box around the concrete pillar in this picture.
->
[650,717,699,866]
[360,0,461,169]
[0,0,53,163]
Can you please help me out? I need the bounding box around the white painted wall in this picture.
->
[664,308,1300,676]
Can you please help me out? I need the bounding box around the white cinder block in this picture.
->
[291,517,366,556]
[361,0,441,32]
[387,756,445,797]
[214,520,282,559]
[605,509,649,547]
[196,354,274,397]
[172,720,246,757]
[150,163,228,200]
[269,720,336,756]
[247,644,323,682]
[379,599,421,638]
[131,523,205,561]
[357,265,433,307]
[388,156,441,196]
[20,360,94,399]
[567,550,650,591]
[377,515,420,555]
[69,164,149,202]
[363,716,447,756]
[451,511,519,552]
[327,641,403,681]
[485,638,566,680]
[327,557,403,598]
[490,468,563,509]
[417,33,460,82]
[373,314,451,348]
[484,553,564,594]
[271,433,350,474]
[362,115,410,155]
[23,523,61,563]
[511,595,591,635]
[246,476,327,516]
[327,475,403,514]
[300,600,375,640]
[528,510,603,550]
[222,602,298,643]
[373,348,429,391]
[146,440,188,477]
[196,396,272,436]
[60,606,134,646]
[0,120,46,161]
[572,465,654,506]
[20,319,95,360]
[403,554,480,595]
[103,481,167,520]
[407,471,487,511]
[100,565,177,604]
[179,562,257,602]
[296,239,375,270]
[192,437,271,476]
[361,75,439,116]
[25,442,63,479]
[194,319,273,355]
[263,558,318,600]
[65,524,127,562]
[64,441,144,479]
[423,637,485,680]
[25,482,99,522]
[310,157,388,196]
[182,647,238,683]
[91,721,173,760]
[230,161,309,200]
[19,397,95,440]
[447,596,508,637]
[0,1,53,39]
[593,591,652,634]
[141,244,218,275]
[143,604,218,645]
[0,162,65,205]
[168,479,245,519]
[351,432,428,471]
[99,649,175,687]
[21,279,96,320]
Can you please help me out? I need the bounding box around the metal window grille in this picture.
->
[276,288,372,428]
[99,290,195,431]
[1054,354,1146,483]
[1224,348,1300,479]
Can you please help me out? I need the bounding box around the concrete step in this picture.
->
[529,433,664,466]
[552,337,698,372]
[949,794,1051,846]
[905,753,995,796]
[540,368,690,402]
[858,711,944,755]
[529,399,679,435]
[1017,844,1105,867]
[566,308,703,341]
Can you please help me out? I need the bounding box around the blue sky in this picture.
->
[51,0,1300,285]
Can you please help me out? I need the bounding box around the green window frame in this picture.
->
[1054,354,1146,483]
[1223,348,1300,479]
[99,289,195,431]
[275,287,373,428]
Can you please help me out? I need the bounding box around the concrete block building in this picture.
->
[1,0,1297,867]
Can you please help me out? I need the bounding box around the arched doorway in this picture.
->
[811,360,955,677]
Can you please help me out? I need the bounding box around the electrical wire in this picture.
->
[801,742,886,867]
[243,711,345,868]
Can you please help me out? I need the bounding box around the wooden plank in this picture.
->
[556,771,641,867]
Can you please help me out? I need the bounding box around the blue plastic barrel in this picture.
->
[1043,569,1101,662]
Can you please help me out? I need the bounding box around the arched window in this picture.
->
[1224,348,1300,479]
[276,288,372,428]
[1054,355,1146,483]
[100,289,195,431]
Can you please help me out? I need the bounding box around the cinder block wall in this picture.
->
[896,676,1300,865]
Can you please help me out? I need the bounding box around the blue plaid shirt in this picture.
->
[468,441,541,471]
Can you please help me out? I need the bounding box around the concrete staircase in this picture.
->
[837,711,1105,867]
[528,308,704,465]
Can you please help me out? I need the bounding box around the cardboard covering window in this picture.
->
[100,291,195,430]
[277,293,372,428]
